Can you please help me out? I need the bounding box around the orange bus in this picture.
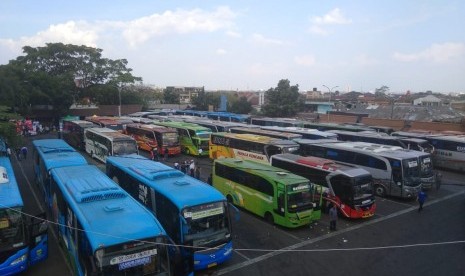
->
[125,123,181,155]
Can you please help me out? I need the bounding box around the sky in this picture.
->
[1,1,464,94]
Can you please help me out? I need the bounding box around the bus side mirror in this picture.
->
[29,212,48,239]
[229,203,240,222]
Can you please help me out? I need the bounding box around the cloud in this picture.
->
[393,42,465,63]
[0,6,237,57]
[226,30,242,38]
[354,54,379,66]
[120,6,237,47]
[294,55,316,66]
[251,33,283,45]
[308,8,352,35]
[216,48,227,55]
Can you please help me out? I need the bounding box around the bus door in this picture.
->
[276,184,285,216]
[27,212,48,266]
[390,160,403,197]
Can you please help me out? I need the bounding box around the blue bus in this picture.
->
[1,138,48,275]
[106,154,235,271]
[32,139,174,275]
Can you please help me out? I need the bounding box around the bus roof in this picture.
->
[126,123,176,133]
[215,158,309,185]
[230,127,303,140]
[32,139,88,170]
[0,156,23,208]
[65,120,98,128]
[153,121,212,132]
[212,132,299,147]
[51,164,166,252]
[272,153,371,178]
[327,142,419,159]
[106,154,226,208]
[86,127,135,141]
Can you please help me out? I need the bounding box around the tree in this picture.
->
[375,85,390,98]
[229,96,253,114]
[163,87,180,104]
[191,87,208,110]
[0,43,142,119]
[261,79,303,117]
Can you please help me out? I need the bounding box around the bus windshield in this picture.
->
[402,158,420,186]
[352,176,374,201]
[286,182,314,212]
[113,141,138,155]
[0,207,25,247]
[195,131,211,139]
[182,202,230,248]
[420,156,433,176]
[162,132,179,146]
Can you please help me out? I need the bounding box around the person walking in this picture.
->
[329,204,338,231]
[21,146,28,160]
[189,160,195,177]
[418,189,427,212]
[16,148,21,161]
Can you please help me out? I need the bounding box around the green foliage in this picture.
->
[0,43,142,119]
[229,96,252,114]
[0,106,23,148]
[191,88,208,110]
[163,87,180,104]
[375,85,390,98]
[261,79,303,117]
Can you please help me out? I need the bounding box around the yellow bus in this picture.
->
[209,132,299,164]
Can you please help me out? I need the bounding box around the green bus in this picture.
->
[152,121,211,156]
[212,158,321,228]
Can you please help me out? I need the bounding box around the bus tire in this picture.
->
[374,185,386,197]
[264,212,274,225]
[226,195,233,204]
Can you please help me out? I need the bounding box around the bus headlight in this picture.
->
[10,254,27,266]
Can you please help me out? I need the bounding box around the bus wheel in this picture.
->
[264,212,274,225]
[374,185,386,197]
[226,195,233,204]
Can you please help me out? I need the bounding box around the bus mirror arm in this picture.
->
[229,203,240,222]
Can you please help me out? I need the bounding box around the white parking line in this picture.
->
[216,190,465,275]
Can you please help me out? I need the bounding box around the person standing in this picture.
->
[164,147,169,161]
[329,204,337,231]
[151,147,159,161]
[6,147,11,159]
[207,173,213,185]
[418,189,427,212]
[21,146,28,160]
[16,148,21,161]
[174,162,180,170]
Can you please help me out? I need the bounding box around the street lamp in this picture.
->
[117,85,122,117]
[322,85,338,122]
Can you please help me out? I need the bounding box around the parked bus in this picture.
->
[84,127,138,163]
[229,127,303,140]
[151,121,211,156]
[85,116,132,131]
[205,112,250,123]
[328,129,409,148]
[0,139,48,275]
[248,117,306,127]
[184,119,251,133]
[106,154,235,271]
[213,158,320,227]
[297,140,422,198]
[125,124,181,155]
[270,154,376,219]
[260,126,338,140]
[209,132,300,164]
[62,119,98,150]
[303,122,374,132]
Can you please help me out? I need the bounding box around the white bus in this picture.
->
[84,127,138,163]
[297,140,422,199]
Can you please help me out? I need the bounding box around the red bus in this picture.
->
[271,153,376,219]
[125,123,181,155]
